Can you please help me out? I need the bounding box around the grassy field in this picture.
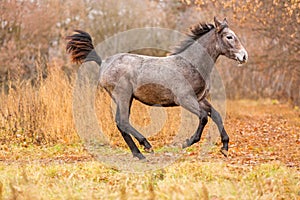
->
[0,69,299,199]
[0,99,299,199]
[0,149,299,200]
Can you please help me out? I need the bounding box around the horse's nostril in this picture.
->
[243,54,248,62]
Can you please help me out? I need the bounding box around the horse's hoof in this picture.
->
[134,153,146,160]
[220,148,228,157]
[182,139,189,149]
[139,158,149,163]
[144,147,154,154]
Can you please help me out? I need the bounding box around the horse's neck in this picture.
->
[177,31,219,79]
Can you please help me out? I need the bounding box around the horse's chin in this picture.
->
[229,56,245,65]
[237,60,243,65]
[237,63,244,67]
[235,57,247,66]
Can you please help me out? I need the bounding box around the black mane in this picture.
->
[171,23,215,55]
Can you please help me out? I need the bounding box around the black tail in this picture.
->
[66,30,102,66]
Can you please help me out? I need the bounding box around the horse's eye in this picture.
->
[226,35,233,40]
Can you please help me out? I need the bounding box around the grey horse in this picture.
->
[66,17,248,159]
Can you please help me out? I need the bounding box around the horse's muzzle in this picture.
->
[235,49,248,64]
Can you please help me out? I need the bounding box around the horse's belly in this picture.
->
[133,84,177,107]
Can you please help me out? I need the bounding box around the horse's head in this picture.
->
[214,17,248,64]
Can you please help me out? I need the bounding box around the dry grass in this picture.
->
[0,64,300,199]
[0,65,78,145]
[1,65,198,149]
[1,0,300,198]
[0,146,299,199]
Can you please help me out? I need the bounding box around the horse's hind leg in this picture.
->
[202,100,229,156]
[115,106,145,160]
[113,83,152,159]
[115,102,153,159]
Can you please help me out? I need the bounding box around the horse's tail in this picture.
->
[66,30,102,66]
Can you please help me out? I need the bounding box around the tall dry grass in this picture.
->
[0,60,202,148]
[0,64,78,145]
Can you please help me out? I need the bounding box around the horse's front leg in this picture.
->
[210,107,229,156]
[202,99,229,157]
[179,95,208,148]
[182,109,208,148]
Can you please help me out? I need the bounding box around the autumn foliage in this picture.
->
[183,0,300,105]
[0,1,299,199]
[1,0,299,104]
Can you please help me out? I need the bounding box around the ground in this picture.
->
[0,100,299,199]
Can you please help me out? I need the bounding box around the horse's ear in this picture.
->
[223,18,228,25]
[214,16,228,32]
[214,16,223,32]
[214,16,222,28]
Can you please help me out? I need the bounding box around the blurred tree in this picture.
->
[0,0,178,90]
[0,0,57,86]
[0,0,299,105]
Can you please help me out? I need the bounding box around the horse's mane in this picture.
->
[170,23,215,55]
